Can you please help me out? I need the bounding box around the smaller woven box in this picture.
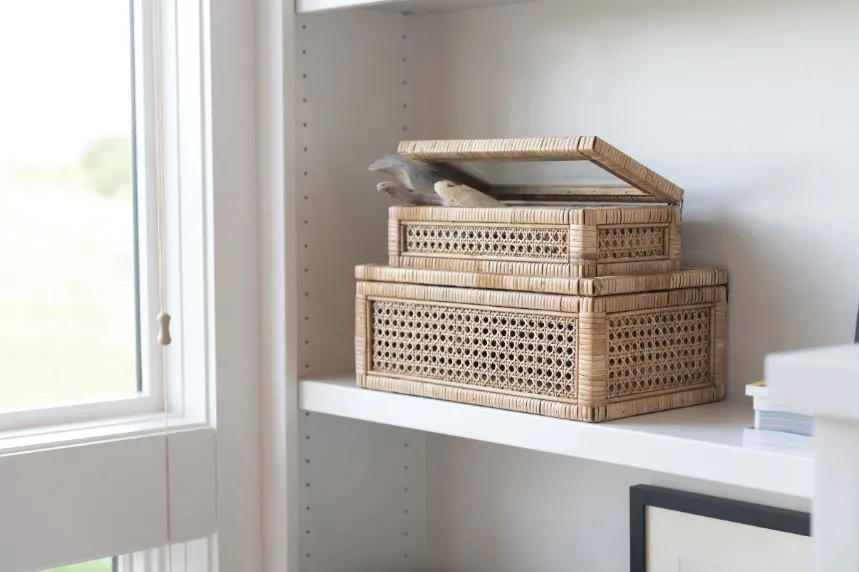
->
[389,205,681,278]
[355,265,727,423]
[391,136,684,278]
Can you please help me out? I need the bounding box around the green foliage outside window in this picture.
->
[79,136,132,197]
[43,558,113,572]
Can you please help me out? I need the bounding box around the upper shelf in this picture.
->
[300,375,813,498]
[296,0,536,14]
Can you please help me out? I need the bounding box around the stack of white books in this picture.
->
[742,380,813,455]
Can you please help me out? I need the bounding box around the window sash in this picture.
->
[0,0,161,430]
[0,0,212,437]
[0,0,260,568]
[135,0,167,414]
[0,394,162,434]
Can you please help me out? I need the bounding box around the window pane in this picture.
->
[0,1,139,411]
[43,558,115,572]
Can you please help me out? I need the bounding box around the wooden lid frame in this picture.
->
[397,136,684,205]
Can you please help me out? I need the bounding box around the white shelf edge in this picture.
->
[296,0,399,12]
[300,375,813,498]
[296,0,536,15]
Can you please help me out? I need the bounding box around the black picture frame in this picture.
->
[630,485,811,572]
[854,302,858,343]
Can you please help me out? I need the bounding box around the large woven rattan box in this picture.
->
[355,265,727,423]
[390,136,685,278]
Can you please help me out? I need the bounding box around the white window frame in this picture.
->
[0,0,162,434]
[0,0,261,570]
[0,0,209,436]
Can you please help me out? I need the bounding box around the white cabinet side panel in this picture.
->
[296,10,420,377]
[299,412,427,572]
[295,10,427,572]
[416,0,859,400]
[426,435,810,572]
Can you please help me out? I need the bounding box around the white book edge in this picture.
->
[754,416,814,437]
[746,382,814,417]
[742,427,813,457]
[745,382,769,399]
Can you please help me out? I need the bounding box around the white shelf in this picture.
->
[300,376,813,498]
[296,0,535,14]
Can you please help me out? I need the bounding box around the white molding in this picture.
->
[170,0,212,424]
[810,418,859,572]
[206,0,263,569]
[0,427,216,572]
[158,0,212,425]
[0,412,199,456]
[257,0,300,571]
[0,394,163,434]
[766,344,859,572]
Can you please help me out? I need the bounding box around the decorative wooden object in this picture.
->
[355,266,727,423]
[389,136,684,278]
